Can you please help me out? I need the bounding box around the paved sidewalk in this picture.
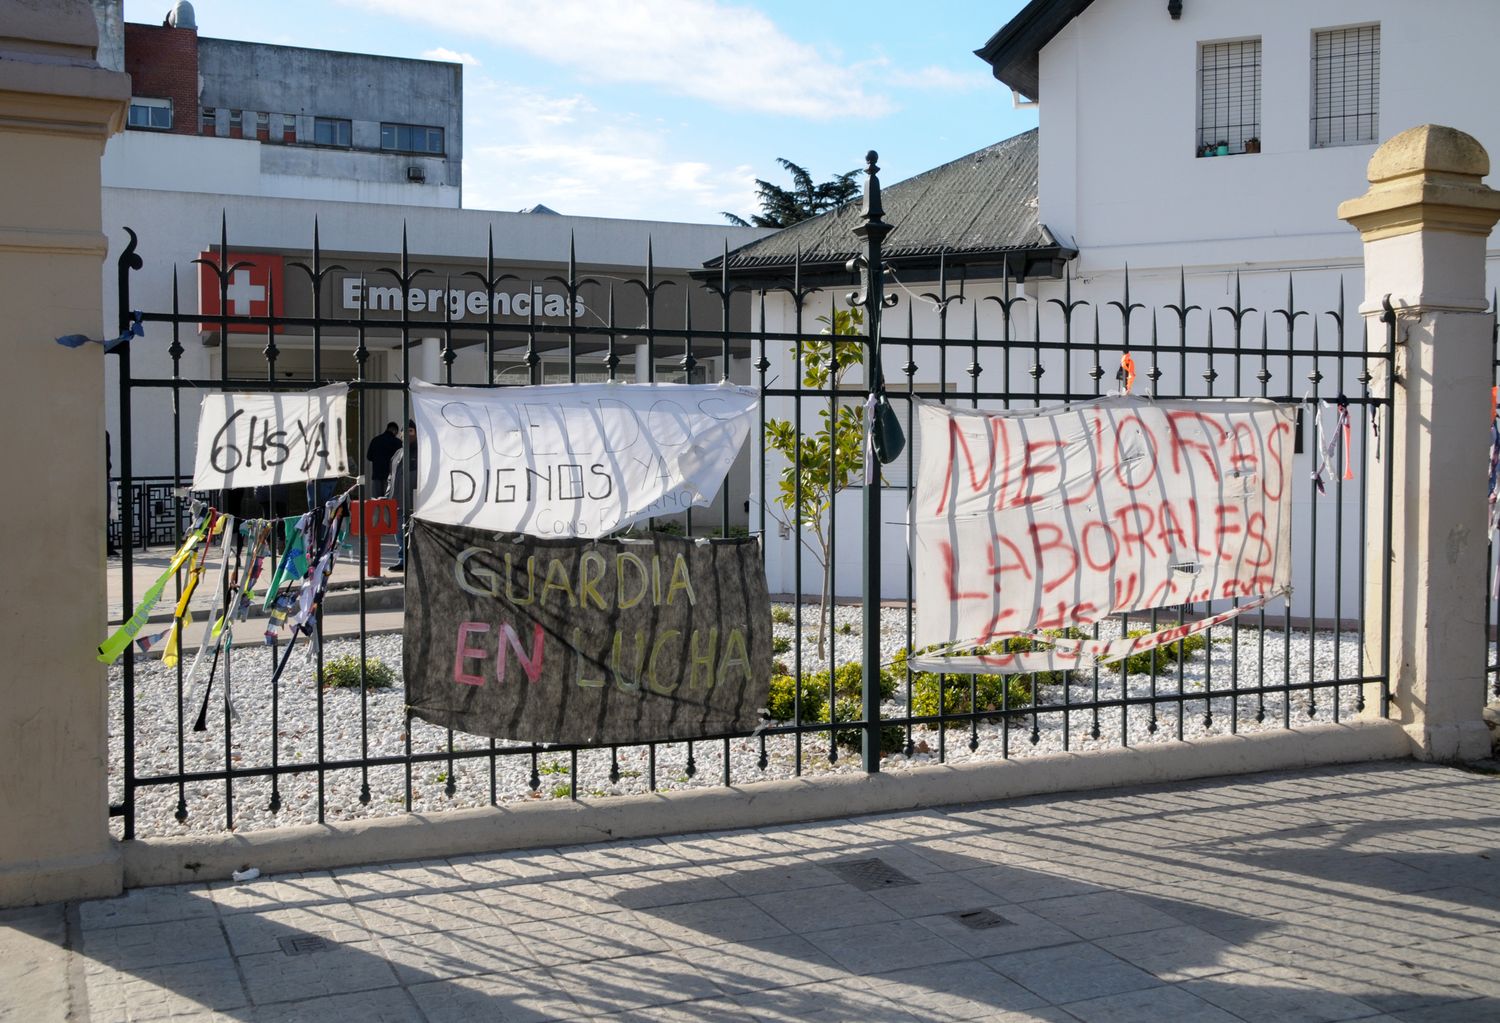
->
[5,760,1499,1022]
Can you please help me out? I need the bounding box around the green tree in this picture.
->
[764,307,870,659]
[723,158,859,228]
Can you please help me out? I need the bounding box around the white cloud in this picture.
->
[459,78,759,223]
[887,65,989,92]
[421,46,481,66]
[345,0,890,119]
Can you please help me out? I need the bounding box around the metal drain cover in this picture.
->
[278,935,332,956]
[949,908,1013,930]
[829,858,919,891]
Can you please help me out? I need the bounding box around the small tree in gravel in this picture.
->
[764,307,867,661]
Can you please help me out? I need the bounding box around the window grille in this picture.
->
[1197,39,1260,157]
[1312,25,1379,148]
[381,122,444,155]
[127,97,172,130]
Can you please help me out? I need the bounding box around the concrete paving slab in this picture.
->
[4,760,1499,1022]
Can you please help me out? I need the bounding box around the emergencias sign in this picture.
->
[339,278,584,321]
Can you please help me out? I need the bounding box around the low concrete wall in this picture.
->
[123,718,1410,888]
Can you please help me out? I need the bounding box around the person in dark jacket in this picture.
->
[367,421,402,497]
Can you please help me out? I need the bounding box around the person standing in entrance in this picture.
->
[390,420,417,572]
[366,421,402,498]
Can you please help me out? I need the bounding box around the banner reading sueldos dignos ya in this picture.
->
[410,379,758,538]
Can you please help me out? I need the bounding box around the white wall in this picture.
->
[1038,0,1500,271]
[102,132,458,207]
[100,187,773,480]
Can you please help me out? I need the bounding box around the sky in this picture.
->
[123,0,1037,224]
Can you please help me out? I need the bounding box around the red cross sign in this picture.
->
[198,251,285,333]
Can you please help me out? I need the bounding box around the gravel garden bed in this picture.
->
[108,602,1368,838]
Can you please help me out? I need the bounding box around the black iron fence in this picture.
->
[108,161,1394,839]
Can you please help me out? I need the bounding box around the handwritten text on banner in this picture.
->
[192,384,349,491]
[410,380,758,537]
[910,396,1296,655]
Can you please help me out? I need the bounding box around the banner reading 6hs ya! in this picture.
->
[192,384,350,491]
[404,519,773,745]
[410,379,758,538]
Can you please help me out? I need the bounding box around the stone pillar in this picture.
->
[1339,125,1500,761]
[0,1,129,904]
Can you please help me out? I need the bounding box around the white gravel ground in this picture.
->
[108,603,1370,838]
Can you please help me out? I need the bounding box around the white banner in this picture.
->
[410,379,759,537]
[192,384,349,491]
[910,396,1295,657]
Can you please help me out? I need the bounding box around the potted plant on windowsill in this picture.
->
[1215,140,1229,156]
[1244,136,1261,154]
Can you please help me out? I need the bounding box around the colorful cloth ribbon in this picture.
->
[97,510,213,663]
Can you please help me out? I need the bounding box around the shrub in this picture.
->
[764,674,830,722]
[1112,630,1207,676]
[322,653,396,689]
[893,631,1080,726]
[772,635,792,655]
[771,607,794,626]
[831,695,905,754]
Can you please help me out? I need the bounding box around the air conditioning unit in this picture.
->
[406,165,426,183]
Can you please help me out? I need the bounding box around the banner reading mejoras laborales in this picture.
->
[404,519,772,744]
[910,395,1296,671]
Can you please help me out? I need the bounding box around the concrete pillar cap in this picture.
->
[1367,124,1489,183]
[1339,124,1500,241]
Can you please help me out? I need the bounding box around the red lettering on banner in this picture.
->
[1114,503,1158,559]
[1033,601,1099,630]
[936,419,988,515]
[1244,510,1273,567]
[1030,522,1079,594]
[1214,503,1243,561]
[1186,499,1218,557]
[987,535,1034,585]
[1157,502,1190,554]
[1144,576,1179,608]
[1166,410,1229,480]
[1017,439,1066,506]
[1081,519,1118,572]
[1230,421,1260,472]
[993,418,1014,509]
[1113,573,1140,608]
[940,541,985,600]
[976,610,1019,641]
[1264,421,1292,501]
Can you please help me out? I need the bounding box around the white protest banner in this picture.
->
[192,384,350,490]
[410,379,758,537]
[909,396,1295,671]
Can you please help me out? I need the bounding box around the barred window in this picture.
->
[1312,25,1379,148]
[1197,39,1261,157]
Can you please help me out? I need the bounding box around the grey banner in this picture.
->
[404,520,772,744]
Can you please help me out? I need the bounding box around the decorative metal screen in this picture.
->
[1312,25,1380,148]
[1197,39,1261,157]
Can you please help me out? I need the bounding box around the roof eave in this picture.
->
[691,242,1078,291]
[974,0,1097,102]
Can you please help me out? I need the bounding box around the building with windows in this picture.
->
[92,1,772,537]
[98,0,462,207]
[721,0,1500,614]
